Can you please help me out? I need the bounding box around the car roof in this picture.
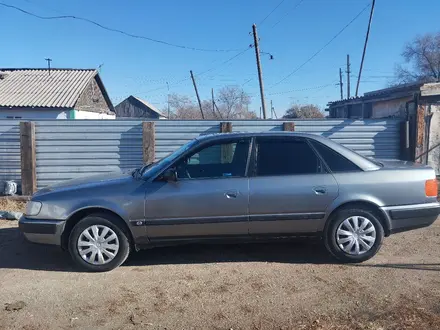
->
[196,131,316,141]
[196,132,380,172]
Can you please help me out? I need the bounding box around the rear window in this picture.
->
[256,138,321,176]
[310,140,361,173]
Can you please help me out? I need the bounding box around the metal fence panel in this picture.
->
[154,121,221,160]
[35,120,143,188]
[233,119,401,159]
[293,119,401,159]
[0,120,21,185]
[0,119,402,189]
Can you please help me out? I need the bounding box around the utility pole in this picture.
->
[166,82,170,119]
[356,0,375,97]
[45,58,52,75]
[190,70,204,119]
[346,54,351,98]
[270,100,277,119]
[211,88,216,118]
[252,24,267,119]
[339,68,344,100]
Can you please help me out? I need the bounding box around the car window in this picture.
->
[256,138,321,176]
[310,140,361,172]
[176,139,250,179]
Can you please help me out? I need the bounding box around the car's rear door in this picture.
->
[144,137,251,240]
[248,136,339,235]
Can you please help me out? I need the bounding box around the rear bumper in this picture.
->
[19,217,65,246]
[381,202,440,234]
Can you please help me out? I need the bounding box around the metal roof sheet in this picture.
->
[0,69,98,108]
[132,96,166,117]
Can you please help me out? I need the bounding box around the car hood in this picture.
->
[34,170,134,196]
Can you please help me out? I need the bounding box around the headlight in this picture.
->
[25,201,42,216]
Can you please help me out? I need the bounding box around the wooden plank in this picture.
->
[20,122,36,195]
[283,122,295,131]
[220,122,233,163]
[220,122,232,133]
[142,122,155,164]
[415,104,425,163]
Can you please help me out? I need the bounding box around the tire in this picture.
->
[68,214,131,272]
[324,207,384,263]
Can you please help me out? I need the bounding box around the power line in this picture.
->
[268,83,337,96]
[241,78,254,86]
[271,0,306,29]
[258,0,286,27]
[142,47,251,95]
[269,2,372,88]
[0,2,242,53]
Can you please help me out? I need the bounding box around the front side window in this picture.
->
[256,138,321,176]
[310,140,361,172]
[176,138,250,179]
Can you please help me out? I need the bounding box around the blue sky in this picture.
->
[1,0,439,117]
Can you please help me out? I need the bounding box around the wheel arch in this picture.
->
[61,207,135,250]
[324,200,391,237]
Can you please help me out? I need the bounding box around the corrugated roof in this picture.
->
[0,68,98,108]
[327,82,428,107]
[132,96,166,117]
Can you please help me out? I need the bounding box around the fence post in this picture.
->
[400,121,410,160]
[283,122,295,131]
[220,122,233,163]
[20,122,36,195]
[220,122,232,133]
[142,122,155,164]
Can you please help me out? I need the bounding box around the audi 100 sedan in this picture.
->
[19,132,440,271]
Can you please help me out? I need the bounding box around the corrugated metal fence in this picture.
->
[0,120,21,185]
[0,119,402,188]
[35,121,143,188]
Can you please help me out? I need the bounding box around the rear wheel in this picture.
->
[324,207,384,263]
[68,214,130,272]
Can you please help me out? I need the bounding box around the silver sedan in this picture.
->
[19,132,440,271]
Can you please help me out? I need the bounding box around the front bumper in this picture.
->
[381,202,440,234]
[19,217,65,246]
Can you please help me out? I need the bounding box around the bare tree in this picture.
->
[395,32,440,84]
[216,86,255,119]
[283,104,324,119]
[168,86,256,119]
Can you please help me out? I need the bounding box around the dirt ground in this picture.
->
[0,219,439,330]
[0,199,26,214]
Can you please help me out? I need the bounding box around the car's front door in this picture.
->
[144,137,251,240]
[248,136,339,235]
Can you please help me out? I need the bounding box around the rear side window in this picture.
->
[310,140,361,172]
[256,138,321,176]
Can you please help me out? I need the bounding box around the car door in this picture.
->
[248,136,339,235]
[144,137,251,240]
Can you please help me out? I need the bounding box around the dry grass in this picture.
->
[0,198,26,213]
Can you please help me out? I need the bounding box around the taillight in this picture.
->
[425,179,438,197]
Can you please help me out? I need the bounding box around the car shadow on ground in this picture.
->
[1,226,439,272]
[0,226,336,272]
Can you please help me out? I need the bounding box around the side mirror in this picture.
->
[162,168,177,182]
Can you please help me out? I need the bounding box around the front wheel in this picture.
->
[68,214,131,272]
[324,208,384,263]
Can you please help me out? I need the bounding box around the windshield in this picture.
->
[140,139,199,176]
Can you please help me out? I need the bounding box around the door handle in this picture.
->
[224,190,238,199]
[313,186,327,195]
